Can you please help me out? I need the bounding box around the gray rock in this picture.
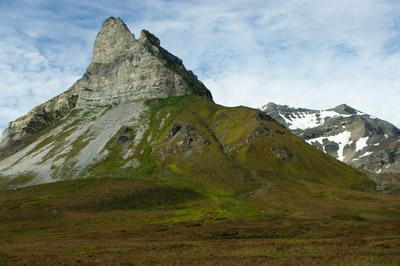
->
[261,102,400,174]
[76,17,212,108]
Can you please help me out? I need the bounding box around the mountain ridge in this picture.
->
[261,102,400,174]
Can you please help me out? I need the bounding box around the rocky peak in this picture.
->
[261,102,309,113]
[262,102,400,174]
[92,17,136,64]
[138,29,184,71]
[139,30,160,46]
[76,17,212,108]
[261,102,282,110]
[329,104,358,115]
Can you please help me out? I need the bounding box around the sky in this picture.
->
[1,0,400,134]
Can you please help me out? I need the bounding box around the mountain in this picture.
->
[0,17,373,193]
[261,102,400,174]
[0,17,211,159]
[0,17,399,265]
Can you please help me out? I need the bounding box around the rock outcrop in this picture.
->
[77,17,212,108]
[261,102,400,173]
[0,17,212,159]
[0,81,80,158]
[158,122,210,159]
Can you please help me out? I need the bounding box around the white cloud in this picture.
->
[0,0,400,130]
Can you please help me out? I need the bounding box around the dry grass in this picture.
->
[0,178,399,265]
[1,214,399,265]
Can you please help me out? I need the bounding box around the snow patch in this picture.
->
[307,131,352,161]
[384,134,388,138]
[359,151,373,158]
[280,110,351,130]
[355,137,369,152]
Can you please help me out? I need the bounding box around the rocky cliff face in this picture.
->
[0,81,80,158]
[261,103,400,173]
[77,17,211,108]
[0,17,212,158]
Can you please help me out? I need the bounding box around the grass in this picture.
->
[0,172,36,190]
[0,187,399,265]
[0,172,399,265]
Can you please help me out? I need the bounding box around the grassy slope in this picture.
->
[1,95,399,264]
[133,96,374,192]
[1,95,397,222]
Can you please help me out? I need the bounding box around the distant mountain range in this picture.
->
[261,103,400,174]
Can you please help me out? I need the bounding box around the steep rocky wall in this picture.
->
[76,17,212,108]
[0,80,80,158]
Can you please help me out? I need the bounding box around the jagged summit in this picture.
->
[261,102,311,112]
[262,102,283,110]
[77,16,212,108]
[262,102,400,174]
[329,103,359,115]
[92,17,136,64]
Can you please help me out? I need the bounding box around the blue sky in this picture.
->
[1,0,400,132]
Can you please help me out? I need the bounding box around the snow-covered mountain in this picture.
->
[261,103,400,173]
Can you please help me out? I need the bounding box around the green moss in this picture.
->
[69,109,82,117]
[0,172,37,190]
[166,163,183,174]
[101,105,113,115]
[155,195,267,226]
[20,193,54,208]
